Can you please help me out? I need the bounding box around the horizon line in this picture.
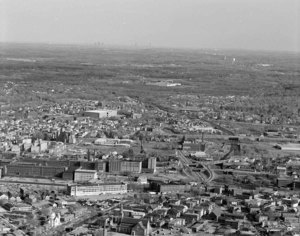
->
[0,41,299,55]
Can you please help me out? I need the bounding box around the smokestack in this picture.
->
[200,132,205,152]
[120,204,124,218]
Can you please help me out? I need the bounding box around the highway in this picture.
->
[176,150,215,184]
[176,150,203,182]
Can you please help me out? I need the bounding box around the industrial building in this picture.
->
[2,159,106,180]
[74,168,97,182]
[108,160,142,174]
[148,157,157,173]
[121,161,142,174]
[150,180,191,193]
[83,109,118,119]
[68,183,127,196]
[94,138,133,147]
[5,164,67,178]
[109,160,122,173]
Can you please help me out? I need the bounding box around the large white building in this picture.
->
[68,183,127,196]
[275,143,300,151]
[83,109,118,119]
[94,138,133,147]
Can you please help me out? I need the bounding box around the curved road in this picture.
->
[177,150,215,183]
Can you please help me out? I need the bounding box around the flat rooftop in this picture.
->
[85,109,116,113]
[75,169,97,173]
[275,143,300,151]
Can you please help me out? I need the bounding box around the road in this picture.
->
[176,150,203,182]
[213,169,276,176]
[176,150,214,184]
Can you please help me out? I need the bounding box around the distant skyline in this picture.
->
[0,0,299,52]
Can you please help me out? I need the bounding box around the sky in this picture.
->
[0,0,299,52]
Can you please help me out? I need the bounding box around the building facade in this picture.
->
[69,183,127,196]
[74,169,97,182]
[83,110,118,119]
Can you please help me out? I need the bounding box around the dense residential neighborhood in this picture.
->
[0,94,300,236]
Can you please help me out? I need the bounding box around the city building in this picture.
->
[74,168,97,182]
[68,183,127,196]
[83,109,118,119]
[5,164,67,178]
[121,161,142,174]
[109,160,122,173]
[148,157,156,173]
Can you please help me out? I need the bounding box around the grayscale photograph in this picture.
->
[0,0,299,235]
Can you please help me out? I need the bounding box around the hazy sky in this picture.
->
[0,0,299,52]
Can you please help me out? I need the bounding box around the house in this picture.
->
[205,207,222,221]
[137,176,148,184]
[249,207,261,214]
[132,221,150,236]
[0,193,8,200]
[116,217,151,236]
[48,212,61,227]
[221,212,245,220]
[24,195,37,204]
[169,199,181,205]
[61,213,75,223]
[191,222,206,233]
[218,217,241,230]
[170,204,188,214]
[214,186,223,194]
[276,166,287,176]
[168,218,185,227]
[167,208,181,219]
[181,213,199,224]
[186,207,205,218]
[2,203,14,211]
[257,214,268,223]
[12,203,32,212]
[145,213,165,228]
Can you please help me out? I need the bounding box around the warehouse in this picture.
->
[74,168,97,182]
[108,160,142,174]
[121,161,142,174]
[68,183,127,196]
[5,164,67,178]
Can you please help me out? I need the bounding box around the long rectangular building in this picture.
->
[68,183,127,196]
[83,109,118,119]
[74,169,97,182]
[5,164,67,178]
[108,160,142,174]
